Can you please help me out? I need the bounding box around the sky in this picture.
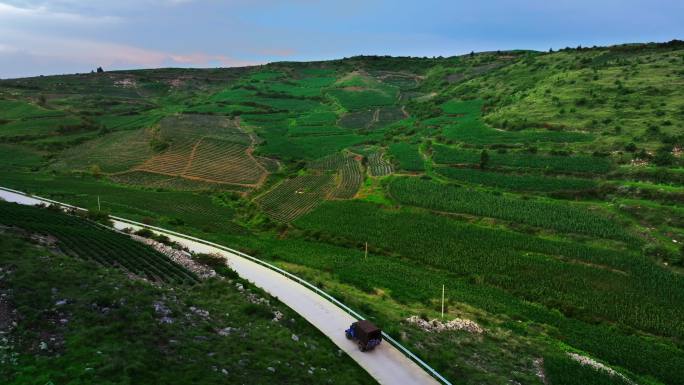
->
[0,0,682,78]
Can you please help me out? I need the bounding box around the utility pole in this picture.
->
[97,195,101,211]
[441,284,445,320]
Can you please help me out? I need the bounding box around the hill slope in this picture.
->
[1,40,683,385]
[0,202,374,385]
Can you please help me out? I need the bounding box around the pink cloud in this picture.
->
[0,31,259,70]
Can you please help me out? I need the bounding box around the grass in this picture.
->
[436,99,592,145]
[0,230,374,385]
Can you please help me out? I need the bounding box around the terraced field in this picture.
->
[367,151,394,176]
[432,144,613,174]
[388,142,425,172]
[330,156,364,199]
[256,174,334,222]
[434,167,597,192]
[182,138,266,185]
[0,201,198,284]
[57,129,155,173]
[110,170,251,193]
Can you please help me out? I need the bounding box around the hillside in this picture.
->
[0,40,683,385]
[0,202,374,384]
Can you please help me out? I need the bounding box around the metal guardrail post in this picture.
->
[0,186,453,385]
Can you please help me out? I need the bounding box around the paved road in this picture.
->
[0,188,441,385]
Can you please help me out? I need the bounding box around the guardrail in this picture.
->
[0,186,453,385]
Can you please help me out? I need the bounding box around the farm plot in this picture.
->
[288,124,346,136]
[134,140,195,176]
[255,174,334,222]
[182,138,266,186]
[0,116,81,139]
[432,144,613,174]
[437,99,591,145]
[110,170,249,193]
[158,114,248,143]
[367,151,394,176]
[297,110,338,126]
[338,110,375,129]
[0,99,62,119]
[129,115,268,187]
[388,177,633,242]
[435,167,598,192]
[308,152,348,170]
[309,152,364,199]
[0,201,198,284]
[388,142,424,172]
[371,106,406,128]
[328,89,398,111]
[57,128,154,173]
[330,156,364,199]
[294,200,684,385]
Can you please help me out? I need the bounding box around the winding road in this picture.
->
[0,187,444,385]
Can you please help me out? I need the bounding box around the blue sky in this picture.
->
[0,0,682,78]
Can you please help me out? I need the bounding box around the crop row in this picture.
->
[388,177,632,242]
[432,144,613,174]
[437,99,590,145]
[388,142,424,171]
[330,156,363,199]
[0,202,198,284]
[183,138,265,185]
[434,166,598,192]
[135,138,265,186]
[367,151,394,176]
[255,174,334,222]
[294,200,684,345]
[256,234,684,385]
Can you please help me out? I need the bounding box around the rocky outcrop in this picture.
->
[405,315,484,334]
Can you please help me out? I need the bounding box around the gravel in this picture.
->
[405,315,484,334]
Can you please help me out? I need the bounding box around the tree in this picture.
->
[653,146,675,166]
[96,66,104,73]
[479,150,490,169]
[89,164,102,178]
[470,51,475,58]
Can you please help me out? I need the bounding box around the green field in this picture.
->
[2,42,684,385]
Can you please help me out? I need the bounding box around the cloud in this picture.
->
[168,52,255,67]
[0,43,18,53]
[0,2,121,24]
[0,31,258,77]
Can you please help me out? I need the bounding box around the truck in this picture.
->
[345,320,382,352]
